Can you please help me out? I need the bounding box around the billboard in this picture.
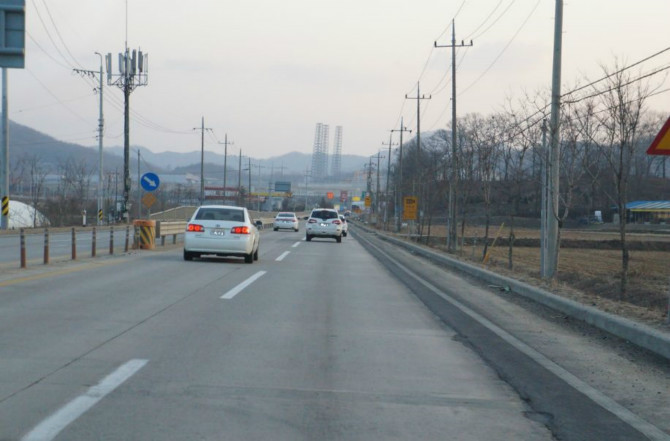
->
[275,181,291,192]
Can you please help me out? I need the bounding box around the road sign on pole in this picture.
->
[646,116,670,156]
[0,1,25,230]
[140,172,160,192]
[403,196,418,220]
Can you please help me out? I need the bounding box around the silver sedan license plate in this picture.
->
[211,228,225,236]
[320,223,328,227]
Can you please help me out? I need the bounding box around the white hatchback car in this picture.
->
[273,212,299,232]
[184,205,260,263]
[305,208,343,243]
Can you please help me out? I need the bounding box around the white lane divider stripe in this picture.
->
[276,251,290,261]
[221,271,267,300]
[292,242,301,248]
[22,359,148,441]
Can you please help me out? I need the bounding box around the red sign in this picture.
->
[647,116,670,156]
[326,192,334,200]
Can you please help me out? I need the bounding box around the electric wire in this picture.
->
[561,46,670,98]
[470,0,517,41]
[463,0,504,40]
[38,0,85,69]
[30,0,76,69]
[25,68,94,126]
[459,0,541,98]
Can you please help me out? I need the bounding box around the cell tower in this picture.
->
[331,126,342,180]
[310,123,329,182]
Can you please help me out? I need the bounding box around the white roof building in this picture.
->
[7,201,50,229]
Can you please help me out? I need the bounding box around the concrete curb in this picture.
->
[354,224,670,362]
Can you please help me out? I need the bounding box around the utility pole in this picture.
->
[405,83,431,225]
[391,118,412,232]
[382,134,398,229]
[547,0,564,278]
[1,69,8,230]
[193,117,212,205]
[105,41,148,221]
[436,19,473,251]
[405,82,431,162]
[303,166,311,210]
[75,53,106,225]
[247,157,252,209]
[366,158,373,208]
[218,134,233,203]
[255,163,266,211]
[136,149,141,219]
[540,119,549,277]
[237,150,242,206]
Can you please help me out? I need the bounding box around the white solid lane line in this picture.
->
[292,242,301,248]
[276,251,290,261]
[221,271,267,300]
[22,359,148,441]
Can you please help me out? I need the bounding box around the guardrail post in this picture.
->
[173,233,177,245]
[71,227,77,260]
[161,235,166,246]
[44,227,49,265]
[20,228,26,268]
[92,227,97,257]
[110,225,114,255]
[124,225,129,252]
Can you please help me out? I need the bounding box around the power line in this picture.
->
[463,0,504,40]
[30,0,76,69]
[38,0,84,68]
[562,46,670,98]
[459,0,541,98]
[470,0,517,41]
[563,64,670,105]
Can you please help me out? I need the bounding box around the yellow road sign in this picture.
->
[403,196,417,220]
[647,116,670,155]
[142,192,157,208]
[364,195,371,207]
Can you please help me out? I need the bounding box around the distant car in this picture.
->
[339,215,348,237]
[306,208,343,243]
[183,205,260,263]
[273,212,299,232]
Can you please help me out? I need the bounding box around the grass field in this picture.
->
[386,223,670,329]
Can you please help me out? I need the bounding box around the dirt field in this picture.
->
[386,223,670,330]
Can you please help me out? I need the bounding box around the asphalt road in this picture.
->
[0,224,668,440]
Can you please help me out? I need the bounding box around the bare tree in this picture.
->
[21,154,50,227]
[589,61,652,296]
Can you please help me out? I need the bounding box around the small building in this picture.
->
[624,201,670,224]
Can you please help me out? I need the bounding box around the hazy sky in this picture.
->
[8,0,670,159]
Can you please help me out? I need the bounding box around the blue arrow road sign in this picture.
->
[141,172,160,192]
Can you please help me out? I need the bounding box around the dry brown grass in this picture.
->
[388,222,670,329]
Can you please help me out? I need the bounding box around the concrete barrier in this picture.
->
[353,224,670,362]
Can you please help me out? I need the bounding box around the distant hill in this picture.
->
[7,119,382,176]
[105,146,369,174]
[7,121,139,173]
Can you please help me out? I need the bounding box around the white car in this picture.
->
[305,208,343,243]
[273,212,299,232]
[183,205,260,263]
[339,215,348,237]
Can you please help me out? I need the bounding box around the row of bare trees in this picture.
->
[389,60,668,295]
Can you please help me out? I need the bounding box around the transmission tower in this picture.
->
[331,126,343,180]
[310,123,329,182]
[105,47,148,221]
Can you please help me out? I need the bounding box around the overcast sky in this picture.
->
[8,0,670,159]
